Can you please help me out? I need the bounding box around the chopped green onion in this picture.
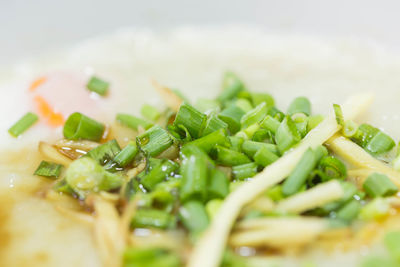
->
[352,123,380,148]
[179,200,209,234]
[189,128,230,154]
[282,148,317,196]
[317,156,347,181]
[66,157,123,195]
[173,103,207,139]
[86,76,109,96]
[141,104,161,121]
[363,173,398,197]
[384,231,400,263]
[34,161,63,179]
[116,113,153,130]
[123,247,181,267]
[131,209,175,229]
[260,115,280,134]
[113,142,138,167]
[180,145,209,202]
[202,115,228,136]
[218,72,245,103]
[333,104,344,126]
[86,139,121,165]
[205,199,223,220]
[63,112,105,142]
[251,128,273,142]
[275,116,301,154]
[242,140,278,158]
[307,114,324,132]
[218,105,245,134]
[235,98,253,113]
[318,182,358,214]
[342,120,358,138]
[195,98,220,114]
[365,131,395,155]
[266,185,284,202]
[208,168,229,199]
[8,112,38,137]
[268,106,285,121]
[336,199,361,222]
[232,162,258,180]
[253,145,279,167]
[214,145,251,166]
[140,159,179,191]
[228,136,244,152]
[251,92,275,108]
[137,125,173,157]
[288,97,311,116]
[242,123,260,139]
[359,198,390,220]
[240,102,268,129]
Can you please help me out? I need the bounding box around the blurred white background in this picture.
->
[1,0,400,66]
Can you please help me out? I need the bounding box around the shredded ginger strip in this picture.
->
[187,93,373,267]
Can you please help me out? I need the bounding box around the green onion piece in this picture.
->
[342,120,358,138]
[365,131,396,155]
[141,104,161,122]
[173,103,207,139]
[384,231,400,263]
[352,123,380,148]
[137,125,173,157]
[252,128,273,142]
[232,162,258,180]
[363,173,398,197]
[242,140,278,158]
[8,112,38,137]
[218,105,245,134]
[240,102,268,129]
[86,76,109,96]
[205,199,223,220]
[268,106,285,121]
[34,161,63,179]
[235,98,253,113]
[336,199,361,222]
[319,182,358,214]
[123,247,181,267]
[307,114,324,132]
[260,115,280,134]
[214,145,251,166]
[208,168,229,199]
[202,115,228,136]
[131,209,175,229]
[275,116,301,154]
[288,97,311,116]
[251,92,275,108]
[228,136,244,152]
[359,198,390,221]
[242,123,260,139]
[86,139,121,165]
[116,113,153,131]
[180,145,209,202]
[253,145,279,167]
[282,148,317,196]
[218,71,245,103]
[333,104,344,126]
[141,159,179,191]
[189,128,230,154]
[179,200,209,234]
[66,157,123,195]
[63,112,105,142]
[314,145,329,162]
[195,98,220,114]
[53,179,75,196]
[113,142,138,167]
[317,156,347,181]
[266,185,284,202]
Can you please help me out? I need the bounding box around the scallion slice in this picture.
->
[287,97,311,116]
[113,142,138,167]
[173,103,207,139]
[34,161,63,179]
[363,173,398,197]
[253,145,279,167]
[137,125,173,157]
[214,145,251,166]
[232,162,258,180]
[250,92,274,108]
[260,115,280,134]
[86,76,109,96]
[202,115,228,137]
[336,199,361,222]
[189,128,230,154]
[242,140,278,158]
[131,209,175,229]
[141,159,179,191]
[116,113,153,130]
[141,104,161,122]
[208,168,229,200]
[63,112,105,142]
[86,139,121,165]
[275,115,301,154]
[218,105,245,134]
[218,72,245,104]
[333,104,344,126]
[8,112,38,137]
[240,102,268,129]
[179,200,209,234]
[365,131,395,155]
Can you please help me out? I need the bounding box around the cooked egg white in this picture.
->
[1,26,400,267]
